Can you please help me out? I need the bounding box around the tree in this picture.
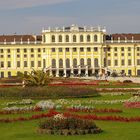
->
[18,69,50,86]
[111,71,118,78]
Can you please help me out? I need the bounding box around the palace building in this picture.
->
[0,24,140,78]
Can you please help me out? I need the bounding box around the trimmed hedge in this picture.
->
[0,86,99,99]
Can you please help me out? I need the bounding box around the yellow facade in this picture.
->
[0,25,140,78]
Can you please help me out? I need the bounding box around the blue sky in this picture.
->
[0,0,140,34]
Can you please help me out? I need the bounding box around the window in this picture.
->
[52,35,55,42]
[114,53,117,56]
[94,47,98,52]
[65,35,69,42]
[80,58,84,67]
[52,59,56,68]
[17,71,20,76]
[87,58,91,67]
[17,61,20,67]
[59,59,63,68]
[121,53,124,56]
[38,48,41,52]
[8,71,11,77]
[0,61,4,68]
[24,61,27,67]
[51,48,55,52]
[114,47,117,51]
[94,58,98,67]
[66,59,70,68]
[31,61,34,67]
[24,49,27,53]
[107,48,111,52]
[43,48,45,52]
[114,60,118,66]
[94,35,98,42]
[38,54,41,57]
[87,47,91,52]
[137,47,140,51]
[7,55,11,58]
[73,35,76,42]
[137,59,140,65]
[73,48,77,52]
[66,48,69,52]
[121,59,125,66]
[73,59,77,68]
[80,35,83,42]
[38,61,41,67]
[17,49,20,53]
[30,54,34,58]
[0,55,3,58]
[0,49,3,53]
[87,35,90,42]
[121,47,124,51]
[59,35,62,42]
[80,47,84,52]
[128,47,131,51]
[17,55,20,58]
[24,54,27,58]
[1,72,4,78]
[24,71,28,75]
[104,58,107,67]
[8,61,11,67]
[7,49,10,53]
[108,53,111,56]
[108,60,111,66]
[59,48,62,52]
[31,48,34,52]
[128,59,131,66]
[128,53,131,56]
[128,70,131,75]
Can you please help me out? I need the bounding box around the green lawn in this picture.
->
[0,121,140,140]
[0,94,140,140]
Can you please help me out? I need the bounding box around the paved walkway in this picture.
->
[81,76,140,83]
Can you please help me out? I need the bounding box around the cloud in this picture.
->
[0,0,76,10]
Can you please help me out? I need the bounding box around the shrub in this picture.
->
[18,69,50,86]
[0,86,99,99]
[111,72,118,77]
[123,80,133,83]
[38,115,102,135]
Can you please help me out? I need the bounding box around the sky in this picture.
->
[0,0,140,34]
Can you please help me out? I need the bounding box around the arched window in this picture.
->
[59,35,62,42]
[52,35,55,42]
[94,35,98,42]
[73,59,77,68]
[80,58,84,67]
[94,58,99,67]
[73,35,76,42]
[59,59,63,68]
[65,35,69,42]
[52,59,56,68]
[87,58,91,67]
[87,35,90,42]
[66,59,70,68]
[104,58,107,67]
[80,35,83,42]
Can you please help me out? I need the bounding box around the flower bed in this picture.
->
[66,107,122,113]
[63,112,140,122]
[124,102,140,108]
[5,99,34,106]
[1,109,140,123]
[38,114,102,135]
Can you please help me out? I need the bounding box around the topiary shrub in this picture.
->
[123,80,133,83]
[38,114,102,135]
